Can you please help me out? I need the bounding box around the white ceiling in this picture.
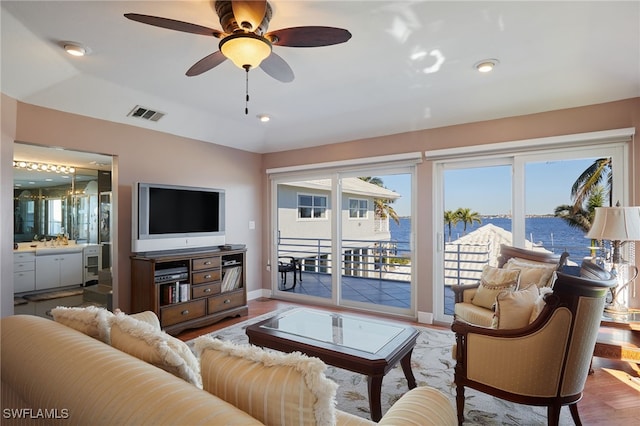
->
[2,1,639,154]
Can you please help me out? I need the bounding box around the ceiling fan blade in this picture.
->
[260,52,294,83]
[124,13,224,37]
[231,0,267,31]
[267,26,352,47]
[186,51,227,76]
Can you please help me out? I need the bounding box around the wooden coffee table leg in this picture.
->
[367,375,384,422]
[400,348,417,389]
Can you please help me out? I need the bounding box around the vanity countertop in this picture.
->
[14,242,95,255]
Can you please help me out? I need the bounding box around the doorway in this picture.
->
[271,164,416,317]
[13,142,116,315]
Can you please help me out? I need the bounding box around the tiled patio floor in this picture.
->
[278,271,456,315]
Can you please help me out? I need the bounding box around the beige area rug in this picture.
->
[187,309,574,425]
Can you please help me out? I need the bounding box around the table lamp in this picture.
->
[586,203,640,313]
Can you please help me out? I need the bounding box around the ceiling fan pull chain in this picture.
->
[244,65,250,115]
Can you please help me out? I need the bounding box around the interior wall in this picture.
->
[261,98,640,316]
[1,94,18,317]
[4,99,262,314]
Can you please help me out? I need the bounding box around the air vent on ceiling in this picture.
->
[127,105,165,122]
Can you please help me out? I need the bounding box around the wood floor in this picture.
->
[177,298,640,425]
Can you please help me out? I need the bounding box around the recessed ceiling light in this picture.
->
[475,59,499,73]
[64,43,87,57]
[257,114,270,123]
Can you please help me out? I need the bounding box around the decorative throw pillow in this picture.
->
[194,336,337,426]
[51,305,114,344]
[504,257,557,288]
[471,265,520,309]
[492,284,539,329]
[110,313,202,388]
[529,286,554,324]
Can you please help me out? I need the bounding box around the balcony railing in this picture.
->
[277,236,411,282]
[278,236,589,288]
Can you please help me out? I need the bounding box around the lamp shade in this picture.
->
[219,33,272,69]
[586,206,640,241]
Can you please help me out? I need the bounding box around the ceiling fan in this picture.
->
[124,0,352,83]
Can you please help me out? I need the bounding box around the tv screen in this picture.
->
[132,183,225,253]
[148,187,220,234]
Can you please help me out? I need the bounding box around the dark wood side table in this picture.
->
[593,311,639,363]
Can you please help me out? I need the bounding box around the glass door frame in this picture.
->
[432,142,629,324]
[268,156,420,318]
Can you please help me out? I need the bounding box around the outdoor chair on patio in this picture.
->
[451,263,616,426]
[278,256,302,291]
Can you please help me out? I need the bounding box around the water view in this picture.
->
[390,216,592,260]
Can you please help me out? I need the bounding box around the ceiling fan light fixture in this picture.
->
[475,59,499,73]
[219,33,272,69]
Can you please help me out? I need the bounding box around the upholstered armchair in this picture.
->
[451,244,568,327]
[451,266,616,426]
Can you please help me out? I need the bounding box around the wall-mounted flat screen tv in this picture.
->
[132,182,225,253]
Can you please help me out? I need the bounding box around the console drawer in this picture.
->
[208,290,245,313]
[192,257,221,271]
[192,269,221,284]
[192,281,221,299]
[160,299,206,327]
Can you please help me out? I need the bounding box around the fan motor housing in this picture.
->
[215,0,273,35]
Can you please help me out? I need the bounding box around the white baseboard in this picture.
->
[247,288,271,300]
[417,311,433,324]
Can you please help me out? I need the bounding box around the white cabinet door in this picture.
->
[59,252,83,287]
[14,272,36,292]
[35,255,60,290]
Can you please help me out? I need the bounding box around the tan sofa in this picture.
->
[451,245,568,327]
[1,314,456,426]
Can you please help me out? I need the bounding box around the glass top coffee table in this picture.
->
[245,308,419,421]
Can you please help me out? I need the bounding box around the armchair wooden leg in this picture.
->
[547,404,561,426]
[569,403,583,426]
[455,383,465,425]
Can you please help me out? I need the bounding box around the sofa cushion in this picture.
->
[471,266,520,309]
[492,284,539,329]
[51,305,114,344]
[194,336,338,426]
[504,257,557,288]
[110,313,202,388]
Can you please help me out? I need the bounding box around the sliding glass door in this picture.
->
[434,144,627,323]
[271,164,416,317]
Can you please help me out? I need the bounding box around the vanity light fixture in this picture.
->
[64,43,86,57]
[13,161,76,174]
[475,59,499,73]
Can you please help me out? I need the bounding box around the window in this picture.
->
[298,194,327,219]
[349,198,368,219]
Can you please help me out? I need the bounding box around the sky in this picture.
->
[376,158,598,217]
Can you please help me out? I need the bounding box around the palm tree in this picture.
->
[358,177,400,225]
[444,210,459,242]
[456,208,482,234]
[571,158,612,210]
[554,185,606,233]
